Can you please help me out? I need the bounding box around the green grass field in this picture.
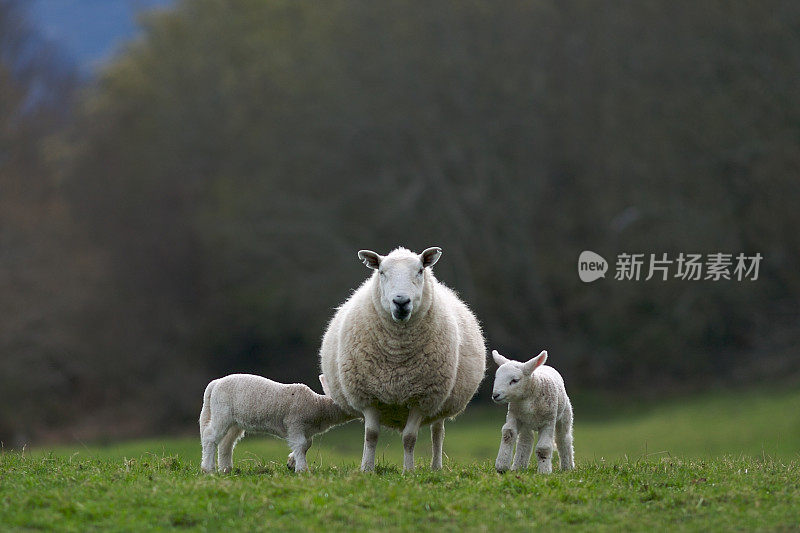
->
[2,387,799,531]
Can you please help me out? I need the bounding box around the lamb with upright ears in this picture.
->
[491,349,574,474]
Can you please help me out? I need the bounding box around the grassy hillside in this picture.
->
[2,387,799,530]
[31,386,800,464]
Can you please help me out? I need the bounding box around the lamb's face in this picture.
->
[491,349,548,403]
[358,246,442,322]
[492,362,527,403]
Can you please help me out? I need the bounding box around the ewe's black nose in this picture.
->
[392,296,411,309]
[492,393,500,401]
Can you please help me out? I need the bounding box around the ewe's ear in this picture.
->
[358,250,383,270]
[319,374,331,396]
[522,350,547,375]
[420,247,442,268]
[491,349,510,367]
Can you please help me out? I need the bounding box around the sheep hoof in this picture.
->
[287,452,296,471]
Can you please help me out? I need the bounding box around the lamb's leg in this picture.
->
[288,432,312,472]
[402,408,424,472]
[511,425,535,471]
[495,416,518,473]
[217,426,244,474]
[534,423,556,474]
[200,423,220,474]
[430,419,445,470]
[556,409,575,471]
[360,407,380,472]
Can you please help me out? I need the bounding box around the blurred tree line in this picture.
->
[0,0,111,444]
[2,0,799,444]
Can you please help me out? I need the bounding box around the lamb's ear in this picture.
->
[319,374,331,396]
[522,350,548,375]
[491,349,510,367]
[420,247,442,268]
[358,250,382,270]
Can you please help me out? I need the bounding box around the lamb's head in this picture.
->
[491,349,548,403]
[358,246,442,322]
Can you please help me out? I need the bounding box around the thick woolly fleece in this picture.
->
[492,351,575,474]
[320,247,485,470]
[199,374,355,473]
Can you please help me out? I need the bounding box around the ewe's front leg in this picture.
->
[511,425,535,471]
[360,407,380,472]
[495,416,518,473]
[402,408,424,472]
[430,419,445,470]
[535,423,556,474]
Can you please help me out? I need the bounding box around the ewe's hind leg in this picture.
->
[534,423,556,474]
[511,425,535,471]
[217,426,244,474]
[495,416,518,473]
[402,408,424,472]
[556,409,574,471]
[430,419,445,470]
[360,407,380,472]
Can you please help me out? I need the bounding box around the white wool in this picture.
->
[491,349,574,474]
[320,246,486,471]
[199,374,355,473]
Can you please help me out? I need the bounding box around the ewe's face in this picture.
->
[378,254,425,321]
[492,363,527,403]
[358,247,442,322]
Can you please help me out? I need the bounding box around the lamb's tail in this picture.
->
[199,379,218,431]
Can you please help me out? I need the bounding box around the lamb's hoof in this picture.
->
[201,467,214,475]
[287,452,296,471]
[495,464,509,474]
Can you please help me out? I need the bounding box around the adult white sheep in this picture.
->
[320,246,486,472]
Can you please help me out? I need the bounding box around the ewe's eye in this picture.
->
[510,378,519,385]
[379,271,386,277]
[417,268,423,275]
